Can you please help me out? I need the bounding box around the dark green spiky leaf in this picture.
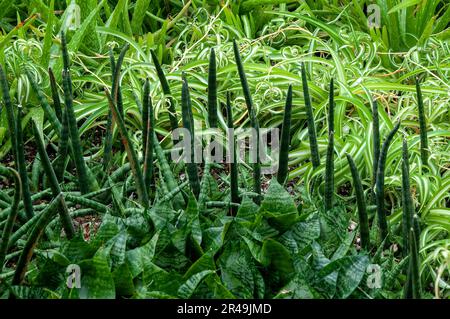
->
[112,262,135,296]
[177,270,215,299]
[279,214,320,255]
[318,254,369,299]
[79,249,115,299]
[261,238,294,287]
[259,179,298,231]
[126,231,159,278]
[218,241,257,298]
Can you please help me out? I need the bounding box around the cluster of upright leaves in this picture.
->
[0,176,372,299]
[0,30,429,299]
[299,64,425,299]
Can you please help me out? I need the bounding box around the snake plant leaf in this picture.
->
[112,262,135,297]
[310,241,337,298]
[12,194,61,285]
[109,231,128,270]
[26,69,62,137]
[402,139,414,256]
[318,254,369,298]
[415,77,429,169]
[144,270,183,298]
[278,214,320,255]
[150,49,178,131]
[301,62,320,169]
[376,120,401,242]
[184,252,216,281]
[0,65,18,161]
[217,241,257,298]
[126,231,159,278]
[186,192,202,248]
[32,122,75,239]
[202,224,229,255]
[0,165,21,272]
[261,238,294,287]
[58,237,91,265]
[236,196,260,223]
[259,178,298,231]
[207,48,218,128]
[78,249,115,299]
[105,88,148,206]
[15,108,34,220]
[226,91,239,214]
[372,100,380,188]
[170,192,201,255]
[178,269,215,298]
[181,73,200,198]
[346,154,370,250]
[277,84,292,185]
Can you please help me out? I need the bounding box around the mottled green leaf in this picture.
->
[318,255,370,298]
[178,270,215,299]
[260,179,298,231]
[126,231,160,278]
[112,262,135,296]
[79,249,115,299]
[279,214,320,255]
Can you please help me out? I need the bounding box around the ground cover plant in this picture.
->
[0,0,449,299]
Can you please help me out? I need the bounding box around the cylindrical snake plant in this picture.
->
[61,31,98,194]
[198,48,218,211]
[181,73,200,198]
[26,69,62,137]
[48,67,62,122]
[277,84,292,185]
[143,79,155,200]
[346,154,370,250]
[401,138,414,257]
[105,88,149,207]
[372,99,380,196]
[0,65,18,168]
[32,122,75,239]
[208,48,218,129]
[324,79,334,211]
[403,227,421,299]
[102,47,117,172]
[12,194,61,285]
[415,77,429,169]
[0,166,21,273]
[301,62,320,170]
[227,91,239,214]
[142,78,150,161]
[151,49,178,131]
[233,40,261,204]
[15,108,35,220]
[376,121,401,243]
[54,102,70,182]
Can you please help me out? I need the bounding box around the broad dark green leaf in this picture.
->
[79,249,115,299]
[126,231,160,278]
[318,255,370,298]
[279,214,320,255]
[178,270,215,299]
[260,179,298,231]
[218,242,257,298]
[112,263,135,296]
